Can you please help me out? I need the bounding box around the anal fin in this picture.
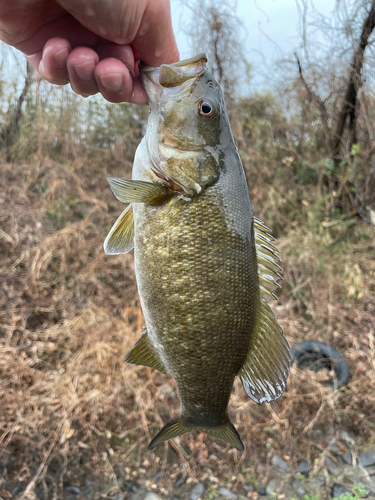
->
[238,299,290,404]
[125,325,168,375]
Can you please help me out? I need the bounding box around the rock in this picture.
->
[64,486,82,495]
[190,483,205,500]
[343,465,363,483]
[328,439,341,455]
[291,478,306,497]
[271,455,290,473]
[174,475,186,488]
[341,450,353,465]
[35,484,45,499]
[154,471,162,481]
[342,466,375,495]
[313,475,326,488]
[340,430,356,446]
[297,460,310,476]
[85,475,93,487]
[244,484,254,492]
[331,483,350,498]
[364,466,375,476]
[217,487,237,499]
[359,451,375,468]
[325,456,339,475]
[316,422,335,445]
[11,483,25,496]
[266,477,282,495]
[144,494,161,500]
[114,492,124,500]
[125,482,138,494]
[258,487,267,496]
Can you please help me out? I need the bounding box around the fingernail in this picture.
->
[53,47,69,69]
[74,60,96,81]
[99,73,123,92]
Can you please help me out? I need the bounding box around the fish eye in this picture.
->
[198,99,217,119]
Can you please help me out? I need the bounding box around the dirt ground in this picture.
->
[0,151,375,499]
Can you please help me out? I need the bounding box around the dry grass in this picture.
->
[0,142,374,500]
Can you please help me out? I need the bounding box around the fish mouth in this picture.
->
[140,53,207,90]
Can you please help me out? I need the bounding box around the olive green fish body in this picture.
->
[133,150,260,429]
[104,53,290,451]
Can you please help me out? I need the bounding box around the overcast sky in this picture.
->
[170,0,336,86]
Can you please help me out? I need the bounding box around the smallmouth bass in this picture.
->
[104,53,290,451]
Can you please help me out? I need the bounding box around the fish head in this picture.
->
[141,53,229,197]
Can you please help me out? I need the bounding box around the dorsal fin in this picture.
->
[254,217,283,302]
[238,299,290,404]
[237,217,290,404]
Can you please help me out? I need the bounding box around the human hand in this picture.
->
[0,0,179,104]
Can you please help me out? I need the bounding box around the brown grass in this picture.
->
[0,136,374,499]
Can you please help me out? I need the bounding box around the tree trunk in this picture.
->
[332,0,375,163]
[0,61,33,150]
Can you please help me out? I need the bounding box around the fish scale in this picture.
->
[134,184,256,421]
[104,53,290,450]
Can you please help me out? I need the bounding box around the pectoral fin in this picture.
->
[104,204,134,255]
[124,325,168,374]
[148,415,244,451]
[107,177,170,204]
[238,299,290,404]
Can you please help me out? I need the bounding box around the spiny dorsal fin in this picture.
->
[254,217,283,301]
[124,325,168,374]
[238,298,290,404]
[104,204,134,255]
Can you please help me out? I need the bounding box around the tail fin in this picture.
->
[205,422,244,451]
[148,415,190,450]
[148,415,244,451]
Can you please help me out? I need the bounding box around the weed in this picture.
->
[351,483,370,498]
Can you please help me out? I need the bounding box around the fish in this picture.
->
[104,53,290,451]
